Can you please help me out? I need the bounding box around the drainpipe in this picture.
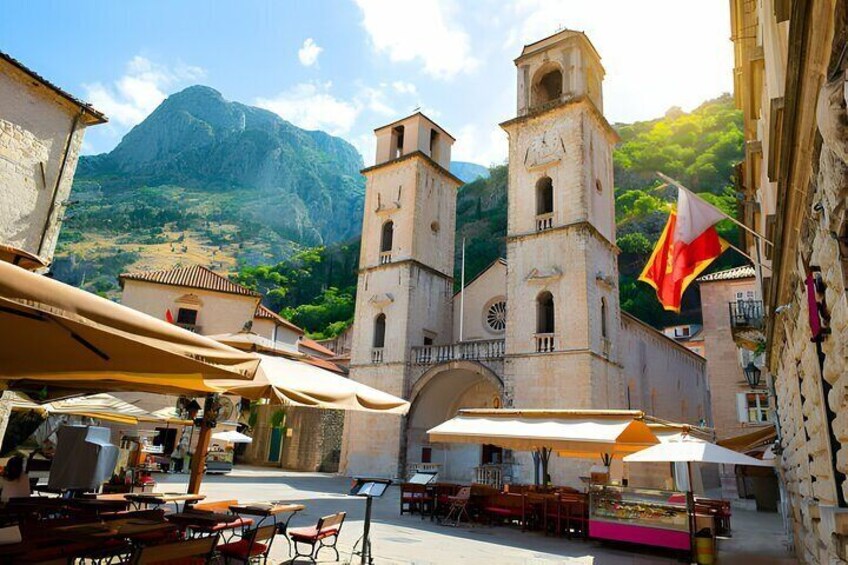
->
[37,109,83,258]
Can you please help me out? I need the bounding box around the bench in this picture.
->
[288,511,346,563]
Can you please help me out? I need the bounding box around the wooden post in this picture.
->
[187,393,217,495]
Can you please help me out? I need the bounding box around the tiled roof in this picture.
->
[697,265,756,282]
[1,52,107,124]
[120,265,260,297]
[254,304,303,334]
[304,356,347,374]
[299,337,335,357]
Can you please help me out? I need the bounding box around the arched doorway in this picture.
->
[405,362,503,482]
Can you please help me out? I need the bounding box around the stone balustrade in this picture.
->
[411,339,505,365]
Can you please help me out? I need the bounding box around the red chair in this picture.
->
[289,512,346,563]
[218,524,276,564]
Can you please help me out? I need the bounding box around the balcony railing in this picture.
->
[371,347,384,364]
[411,339,505,365]
[405,462,442,480]
[729,300,764,329]
[176,323,201,333]
[536,212,553,232]
[379,251,392,265]
[474,464,509,489]
[535,333,555,353]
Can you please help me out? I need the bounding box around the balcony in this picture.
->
[728,300,765,351]
[411,339,505,365]
[536,212,553,232]
[535,333,555,353]
[379,251,392,265]
[371,348,384,364]
[474,464,511,489]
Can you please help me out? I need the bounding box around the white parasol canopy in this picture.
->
[211,430,253,444]
[623,435,773,467]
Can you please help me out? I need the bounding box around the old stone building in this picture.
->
[0,52,106,269]
[731,0,848,561]
[340,30,710,486]
[118,263,344,472]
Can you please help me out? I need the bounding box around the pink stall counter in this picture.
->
[588,485,693,552]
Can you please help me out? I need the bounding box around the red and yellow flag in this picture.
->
[639,188,729,312]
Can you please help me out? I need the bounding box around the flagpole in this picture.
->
[459,237,466,342]
[656,172,773,247]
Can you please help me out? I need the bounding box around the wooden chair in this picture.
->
[129,534,219,564]
[289,512,346,563]
[442,487,472,527]
[399,483,432,517]
[218,524,276,564]
[559,493,589,539]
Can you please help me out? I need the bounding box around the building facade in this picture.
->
[0,53,106,269]
[730,0,848,560]
[119,263,345,472]
[341,30,710,486]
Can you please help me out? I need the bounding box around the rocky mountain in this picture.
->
[55,86,366,294]
[450,161,490,183]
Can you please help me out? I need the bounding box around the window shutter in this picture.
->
[736,393,749,423]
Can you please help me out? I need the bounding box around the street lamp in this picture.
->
[743,361,762,388]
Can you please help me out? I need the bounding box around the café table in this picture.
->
[229,502,305,552]
[124,492,206,513]
[68,497,131,516]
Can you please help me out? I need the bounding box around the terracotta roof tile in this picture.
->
[254,304,303,334]
[697,265,756,282]
[299,337,335,357]
[120,265,260,297]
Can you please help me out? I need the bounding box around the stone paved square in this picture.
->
[156,467,795,564]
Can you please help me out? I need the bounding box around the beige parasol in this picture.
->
[219,354,409,414]
[0,261,260,395]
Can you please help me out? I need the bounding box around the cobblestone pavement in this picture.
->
[155,466,797,564]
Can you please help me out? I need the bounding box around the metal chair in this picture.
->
[289,512,346,563]
[218,524,276,564]
[442,486,472,527]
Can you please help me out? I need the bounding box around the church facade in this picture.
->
[340,30,710,485]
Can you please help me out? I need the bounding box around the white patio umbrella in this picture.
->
[211,430,253,444]
[623,435,774,467]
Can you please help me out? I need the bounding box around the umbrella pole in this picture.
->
[688,460,695,562]
[188,394,216,495]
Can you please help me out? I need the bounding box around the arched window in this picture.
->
[536,291,555,334]
[532,66,563,107]
[380,221,393,264]
[601,297,607,338]
[536,177,553,215]
[392,125,405,159]
[373,314,386,348]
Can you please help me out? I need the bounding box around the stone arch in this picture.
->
[405,360,504,481]
[409,360,503,412]
[531,61,564,108]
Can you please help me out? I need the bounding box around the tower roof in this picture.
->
[515,29,603,66]
[374,111,456,141]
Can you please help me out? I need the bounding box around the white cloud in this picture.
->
[84,56,205,128]
[452,123,508,167]
[298,38,323,67]
[392,81,417,95]
[354,0,478,79]
[359,85,396,116]
[255,82,360,135]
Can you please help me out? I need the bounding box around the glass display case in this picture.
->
[589,485,692,551]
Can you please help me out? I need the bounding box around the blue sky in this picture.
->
[2,1,733,166]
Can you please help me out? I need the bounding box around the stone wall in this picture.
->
[0,63,91,264]
[242,404,344,472]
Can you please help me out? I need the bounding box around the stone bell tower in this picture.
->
[340,112,462,478]
[500,30,625,416]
